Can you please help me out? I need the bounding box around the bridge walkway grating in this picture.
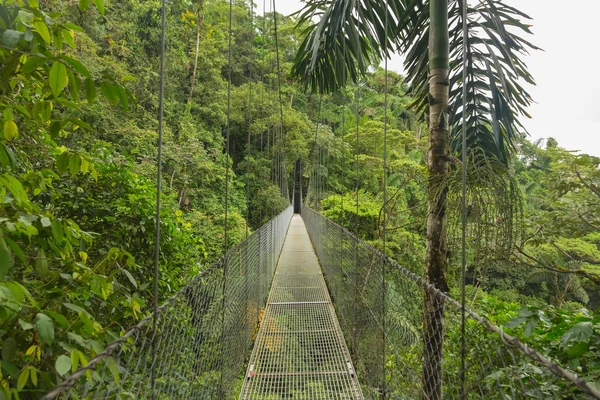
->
[239,214,363,399]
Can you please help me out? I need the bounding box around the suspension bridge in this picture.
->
[41,203,599,399]
[38,0,600,398]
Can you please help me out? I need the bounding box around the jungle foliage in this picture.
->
[0,0,598,397]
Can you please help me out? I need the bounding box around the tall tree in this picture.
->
[292,0,537,397]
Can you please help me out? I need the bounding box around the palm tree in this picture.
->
[292,0,537,398]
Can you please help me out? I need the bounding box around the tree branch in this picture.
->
[515,247,600,286]
[576,171,600,199]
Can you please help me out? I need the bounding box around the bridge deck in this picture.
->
[240,215,363,399]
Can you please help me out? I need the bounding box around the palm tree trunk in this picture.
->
[423,0,450,399]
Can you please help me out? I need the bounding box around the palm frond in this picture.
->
[292,0,539,162]
[291,0,404,93]
[403,0,540,163]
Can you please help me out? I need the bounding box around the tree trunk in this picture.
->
[188,1,206,102]
[423,0,450,399]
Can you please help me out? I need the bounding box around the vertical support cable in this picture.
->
[246,0,254,239]
[355,84,360,231]
[460,0,469,397]
[260,0,266,224]
[272,0,286,201]
[151,0,167,398]
[219,0,234,393]
[382,2,389,397]
[313,98,322,208]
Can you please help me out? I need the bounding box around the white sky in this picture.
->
[274,0,600,156]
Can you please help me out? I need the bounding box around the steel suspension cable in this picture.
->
[355,82,360,233]
[219,0,234,391]
[382,1,389,396]
[151,0,167,397]
[460,0,469,396]
[340,43,347,213]
[259,0,266,224]
[272,0,286,200]
[246,0,254,239]
[314,97,322,208]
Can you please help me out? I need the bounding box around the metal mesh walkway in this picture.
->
[240,215,363,399]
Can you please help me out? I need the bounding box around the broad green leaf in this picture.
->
[84,78,97,103]
[33,21,51,43]
[561,321,593,348]
[51,220,64,244]
[62,29,76,49]
[0,237,13,279]
[122,269,137,288]
[63,23,84,32]
[100,82,119,105]
[2,338,16,362]
[63,303,85,313]
[92,0,105,15]
[0,143,17,170]
[5,238,25,263]
[47,311,69,329]
[2,30,24,48]
[70,350,80,372]
[18,319,34,330]
[3,120,18,141]
[49,62,68,97]
[17,367,29,390]
[79,0,91,11]
[55,355,71,377]
[35,313,54,345]
[35,248,48,277]
[61,56,91,79]
[30,367,38,386]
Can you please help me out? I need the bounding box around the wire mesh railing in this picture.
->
[301,205,600,400]
[42,206,293,400]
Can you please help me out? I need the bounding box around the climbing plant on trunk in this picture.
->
[292,0,538,397]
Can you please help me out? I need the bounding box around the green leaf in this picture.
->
[49,62,68,97]
[0,237,13,279]
[0,143,17,170]
[35,313,54,345]
[55,355,71,377]
[47,311,69,329]
[18,319,34,330]
[51,220,64,244]
[79,0,90,11]
[3,120,18,141]
[17,367,29,390]
[35,248,48,277]
[84,78,97,103]
[62,29,76,49]
[60,56,91,79]
[561,321,593,348]
[63,303,85,313]
[2,30,24,48]
[523,319,537,338]
[2,338,16,362]
[122,269,137,288]
[62,23,83,33]
[33,21,51,43]
[100,82,118,105]
[70,350,79,372]
[30,367,38,386]
[91,0,105,15]
[5,238,25,263]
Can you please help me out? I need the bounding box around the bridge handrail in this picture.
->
[43,206,294,399]
[301,205,600,399]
